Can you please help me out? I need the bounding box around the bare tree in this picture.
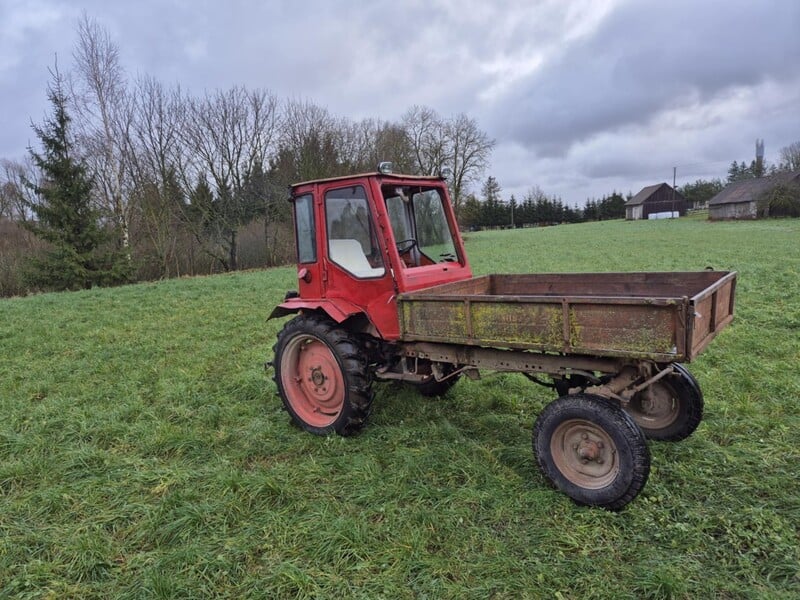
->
[402,105,448,176]
[445,113,494,215]
[336,117,376,173]
[0,159,39,223]
[373,121,415,173]
[71,14,134,258]
[336,117,415,173]
[180,86,279,270]
[1,159,42,296]
[128,77,187,277]
[278,99,342,181]
[779,141,800,172]
[401,106,494,215]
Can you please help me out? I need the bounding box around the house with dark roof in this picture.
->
[625,183,687,220]
[708,171,800,220]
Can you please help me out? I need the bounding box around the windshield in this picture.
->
[383,185,458,267]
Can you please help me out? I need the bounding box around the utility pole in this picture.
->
[672,166,677,218]
[755,139,765,177]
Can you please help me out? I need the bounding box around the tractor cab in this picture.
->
[272,167,472,339]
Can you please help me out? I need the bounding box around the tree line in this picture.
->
[458,177,628,229]
[0,18,494,296]
[455,137,800,230]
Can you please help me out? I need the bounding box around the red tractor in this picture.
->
[269,166,736,509]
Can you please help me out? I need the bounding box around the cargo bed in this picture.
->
[398,271,736,362]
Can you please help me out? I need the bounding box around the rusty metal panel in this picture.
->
[688,271,737,359]
[470,301,564,349]
[398,271,737,362]
[401,299,468,341]
[569,303,678,356]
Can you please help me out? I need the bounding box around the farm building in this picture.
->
[625,183,687,220]
[708,170,800,220]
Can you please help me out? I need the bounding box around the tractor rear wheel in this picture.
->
[273,314,373,436]
[533,394,650,510]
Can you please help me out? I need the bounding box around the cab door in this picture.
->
[320,182,399,337]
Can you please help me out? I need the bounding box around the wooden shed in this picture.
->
[625,183,687,220]
[708,171,800,220]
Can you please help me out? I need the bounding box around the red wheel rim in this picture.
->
[280,335,345,428]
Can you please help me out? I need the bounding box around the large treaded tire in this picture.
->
[533,394,650,511]
[273,314,373,436]
[625,365,704,442]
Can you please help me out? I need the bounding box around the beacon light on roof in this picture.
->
[378,161,393,174]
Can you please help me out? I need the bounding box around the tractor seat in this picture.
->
[328,239,385,278]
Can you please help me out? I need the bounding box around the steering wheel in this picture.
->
[395,238,418,255]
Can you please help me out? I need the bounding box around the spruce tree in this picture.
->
[24,70,128,291]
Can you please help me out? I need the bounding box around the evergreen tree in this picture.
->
[23,69,129,291]
[459,193,482,229]
[680,178,724,208]
[599,192,626,220]
[563,203,582,223]
[583,198,599,221]
[726,160,741,183]
[519,197,534,226]
[509,194,517,228]
[728,160,756,183]
[481,176,503,227]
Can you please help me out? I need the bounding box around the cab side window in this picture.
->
[325,186,385,278]
[294,193,316,264]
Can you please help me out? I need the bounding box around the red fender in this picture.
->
[268,296,366,324]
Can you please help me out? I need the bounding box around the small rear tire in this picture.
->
[533,394,650,510]
[411,362,461,397]
[625,365,703,441]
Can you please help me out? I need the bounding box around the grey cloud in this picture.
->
[491,0,800,157]
[2,0,798,205]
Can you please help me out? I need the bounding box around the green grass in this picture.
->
[1,217,799,598]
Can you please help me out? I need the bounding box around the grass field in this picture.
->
[1,217,799,598]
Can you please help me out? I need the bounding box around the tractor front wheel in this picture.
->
[273,314,373,436]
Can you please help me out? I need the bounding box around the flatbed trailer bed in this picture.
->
[398,271,736,362]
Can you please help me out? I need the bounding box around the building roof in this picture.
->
[709,171,800,206]
[626,183,677,206]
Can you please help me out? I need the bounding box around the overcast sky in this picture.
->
[2,0,799,204]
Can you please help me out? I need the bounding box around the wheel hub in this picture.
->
[575,435,605,464]
[310,367,327,388]
[551,419,619,489]
[631,384,678,429]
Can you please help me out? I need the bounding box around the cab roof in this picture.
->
[290,171,444,192]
